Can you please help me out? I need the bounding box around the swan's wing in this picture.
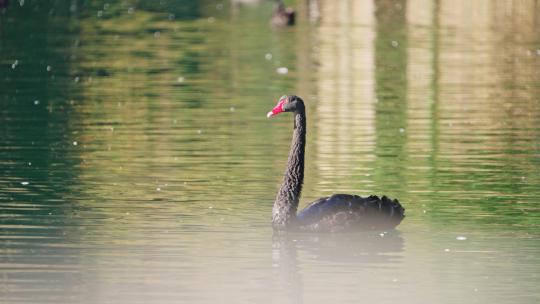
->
[296,196,330,224]
[297,194,405,232]
[296,194,359,226]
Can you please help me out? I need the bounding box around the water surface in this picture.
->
[1,1,540,303]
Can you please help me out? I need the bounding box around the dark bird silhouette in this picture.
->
[267,95,405,232]
[271,0,295,26]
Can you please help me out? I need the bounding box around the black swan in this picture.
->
[267,95,405,232]
[271,0,295,26]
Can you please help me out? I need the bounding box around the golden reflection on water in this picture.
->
[314,0,377,196]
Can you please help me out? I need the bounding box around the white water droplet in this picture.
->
[21,181,29,185]
[34,100,40,105]
[265,53,273,60]
[444,248,450,252]
[46,65,51,72]
[73,141,78,146]
[229,107,235,112]
[177,76,185,83]
[399,128,405,133]
[276,67,288,75]
[456,236,467,241]
[391,40,399,47]
[156,187,161,191]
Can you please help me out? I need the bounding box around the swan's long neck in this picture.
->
[272,110,306,230]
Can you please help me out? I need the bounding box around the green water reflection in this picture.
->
[1,1,539,303]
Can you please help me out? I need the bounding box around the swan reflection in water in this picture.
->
[271,231,405,304]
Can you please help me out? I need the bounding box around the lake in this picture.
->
[1,1,539,303]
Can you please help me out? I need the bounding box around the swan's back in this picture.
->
[296,194,405,232]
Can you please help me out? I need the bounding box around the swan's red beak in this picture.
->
[267,97,286,118]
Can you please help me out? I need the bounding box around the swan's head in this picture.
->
[267,95,305,118]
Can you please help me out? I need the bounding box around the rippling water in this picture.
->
[1,1,539,303]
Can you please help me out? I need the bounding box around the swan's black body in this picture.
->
[296,194,404,232]
[268,95,405,232]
